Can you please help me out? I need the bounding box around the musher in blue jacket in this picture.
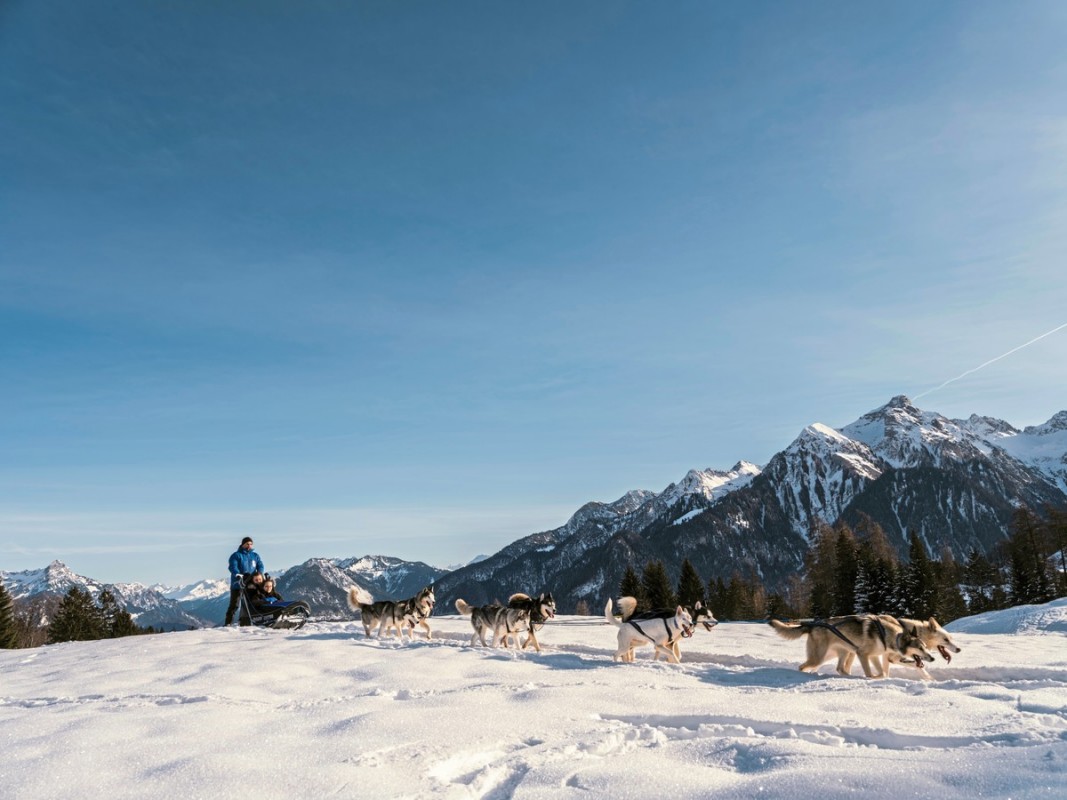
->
[224,537,264,626]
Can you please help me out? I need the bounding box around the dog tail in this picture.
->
[507,592,531,606]
[455,598,474,616]
[348,586,374,612]
[617,596,638,621]
[604,598,622,627]
[768,618,809,640]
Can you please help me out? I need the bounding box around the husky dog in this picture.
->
[347,585,435,641]
[611,598,717,662]
[651,601,717,662]
[455,599,531,647]
[504,592,557,652]
[687,601,718,632]
[840,615,962,675]
[604,597,694,663]
[769,615,934,678]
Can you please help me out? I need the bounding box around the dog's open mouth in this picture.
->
[912,654,928,669]
[682,626,694,638]
[938,645,952,663]
[701,621,717,631]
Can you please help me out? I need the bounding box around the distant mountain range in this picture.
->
[432,396,1067,611]
[1,555,450,629]
[0,561,205,631]
[5,396,1065,622]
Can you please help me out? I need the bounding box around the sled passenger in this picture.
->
[247,574,283,611]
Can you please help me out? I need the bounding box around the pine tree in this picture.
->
[1044,506,1067,597]
[832,524,858,615]
[853,561,872,614]
[804,521,837,617]
[619,565,644,606]
[0,580,17,649]
[708,576,729,619]
[854,516,900,614]
[48,587,105,644]
[98,590,140,638]
[640,560,676,610]
[1007,507,1054,605]
[723,573,744,620]
[902,530,938,619]
[743,573,767,620]
[962,548,997,613]
[932,560,968,623]
[676,559,705,608]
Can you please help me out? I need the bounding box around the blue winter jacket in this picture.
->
[228,548,265,587]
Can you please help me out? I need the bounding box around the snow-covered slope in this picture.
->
[946,596,1067,634]
[995,410,1067,493]
[2,601,1065,799]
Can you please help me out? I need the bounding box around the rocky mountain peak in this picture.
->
[1023,410,1067,436]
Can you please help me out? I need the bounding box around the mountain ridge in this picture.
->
[432,396,1067,610]
[5,396,1065,618]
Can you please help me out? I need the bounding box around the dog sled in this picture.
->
[236,575,311,630]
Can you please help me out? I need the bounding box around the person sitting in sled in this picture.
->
[253,575,284,610]
[246,573,289,615]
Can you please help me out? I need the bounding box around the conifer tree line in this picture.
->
[0,580,155,649]
[618,507,1066,622]
[0,580,18,649]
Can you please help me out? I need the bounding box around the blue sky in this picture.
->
[2,1,1065,586]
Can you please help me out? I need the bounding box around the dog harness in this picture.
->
[628,617,684,646]
[804,619,861,651]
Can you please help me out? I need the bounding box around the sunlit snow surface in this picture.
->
[2,601,1065,799]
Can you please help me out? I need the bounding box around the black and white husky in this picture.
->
[503,592,557,652]
[347,585,435,641]
[455,598,530,648]
[604,596,694,663]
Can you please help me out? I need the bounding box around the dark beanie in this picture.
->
[241,537,253,545]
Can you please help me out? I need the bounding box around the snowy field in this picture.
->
[2,601,1066,799]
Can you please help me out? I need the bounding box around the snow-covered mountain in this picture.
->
[0,561,204,631]
[153,578,230,603]
[3,555,449,629]
[228,555,450,620]
[335,554,449,599]
[7,397,1064,620]
[152,555,449,624]
[436,396,1067,611]
[994,410,1067,493]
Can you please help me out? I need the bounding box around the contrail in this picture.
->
[914,321,1067,400]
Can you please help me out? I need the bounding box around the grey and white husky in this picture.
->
[839,615,962,675]
[455,598,530,648]
[347,585,436,641]
[604,596,694,663]
[769,614,934,678]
